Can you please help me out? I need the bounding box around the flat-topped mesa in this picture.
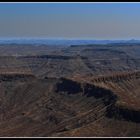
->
[91,70,140,83]
[0,72,36,82]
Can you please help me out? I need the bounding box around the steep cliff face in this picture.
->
[49,73,140,137]
[106,105,140,123]
[69,71,140,136]
[55,78,82,94]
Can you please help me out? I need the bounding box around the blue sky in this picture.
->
[0,2,140,39]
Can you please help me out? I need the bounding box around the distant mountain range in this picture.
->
[0,38,140,46]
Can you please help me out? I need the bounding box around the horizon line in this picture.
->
[0,37,139,41]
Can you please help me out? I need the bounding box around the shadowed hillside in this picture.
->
[0,71,139,137]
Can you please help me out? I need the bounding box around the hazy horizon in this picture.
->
[0,37,139,40]
[0,37,139,41]
[1,2,140,39]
